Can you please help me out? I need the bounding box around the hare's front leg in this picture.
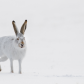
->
[10,59,13,73]
[18,59,22,74]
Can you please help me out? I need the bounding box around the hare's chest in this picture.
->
[10,48,26,60]
[3,45,26,60]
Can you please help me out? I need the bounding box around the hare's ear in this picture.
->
[12,21,19,36]
[20,20,27,35]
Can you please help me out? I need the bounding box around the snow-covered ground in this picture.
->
[0,0,84,84]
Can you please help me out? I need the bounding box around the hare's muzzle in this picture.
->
[21,44,24,48]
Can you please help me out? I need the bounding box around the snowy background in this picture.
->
[0,0,84,84]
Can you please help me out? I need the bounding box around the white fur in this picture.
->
[0,35,26,73]
[0,36,26,59]
[0,35,27,73]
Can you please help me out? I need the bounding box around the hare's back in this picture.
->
[0,36,14,56]
[0,36,15,55]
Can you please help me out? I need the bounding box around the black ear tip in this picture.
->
[25,20,27,22]
[12,20,15,23]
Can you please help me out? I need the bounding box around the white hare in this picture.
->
[0,20,27,74]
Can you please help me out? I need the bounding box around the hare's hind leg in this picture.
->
[10,59,13,73]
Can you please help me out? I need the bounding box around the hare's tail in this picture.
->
[0,56,8,62]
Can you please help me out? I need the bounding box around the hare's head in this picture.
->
[12,20,27,49]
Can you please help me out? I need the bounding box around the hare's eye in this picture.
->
[17,38,19,40]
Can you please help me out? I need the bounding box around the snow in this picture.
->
[0,0,84,84]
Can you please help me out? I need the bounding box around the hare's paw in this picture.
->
[11,70,14,73]
[0,69,1,71]
[0,65,1,71]
[19,71,22,74]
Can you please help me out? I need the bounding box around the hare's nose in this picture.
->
[21,44,23,47]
